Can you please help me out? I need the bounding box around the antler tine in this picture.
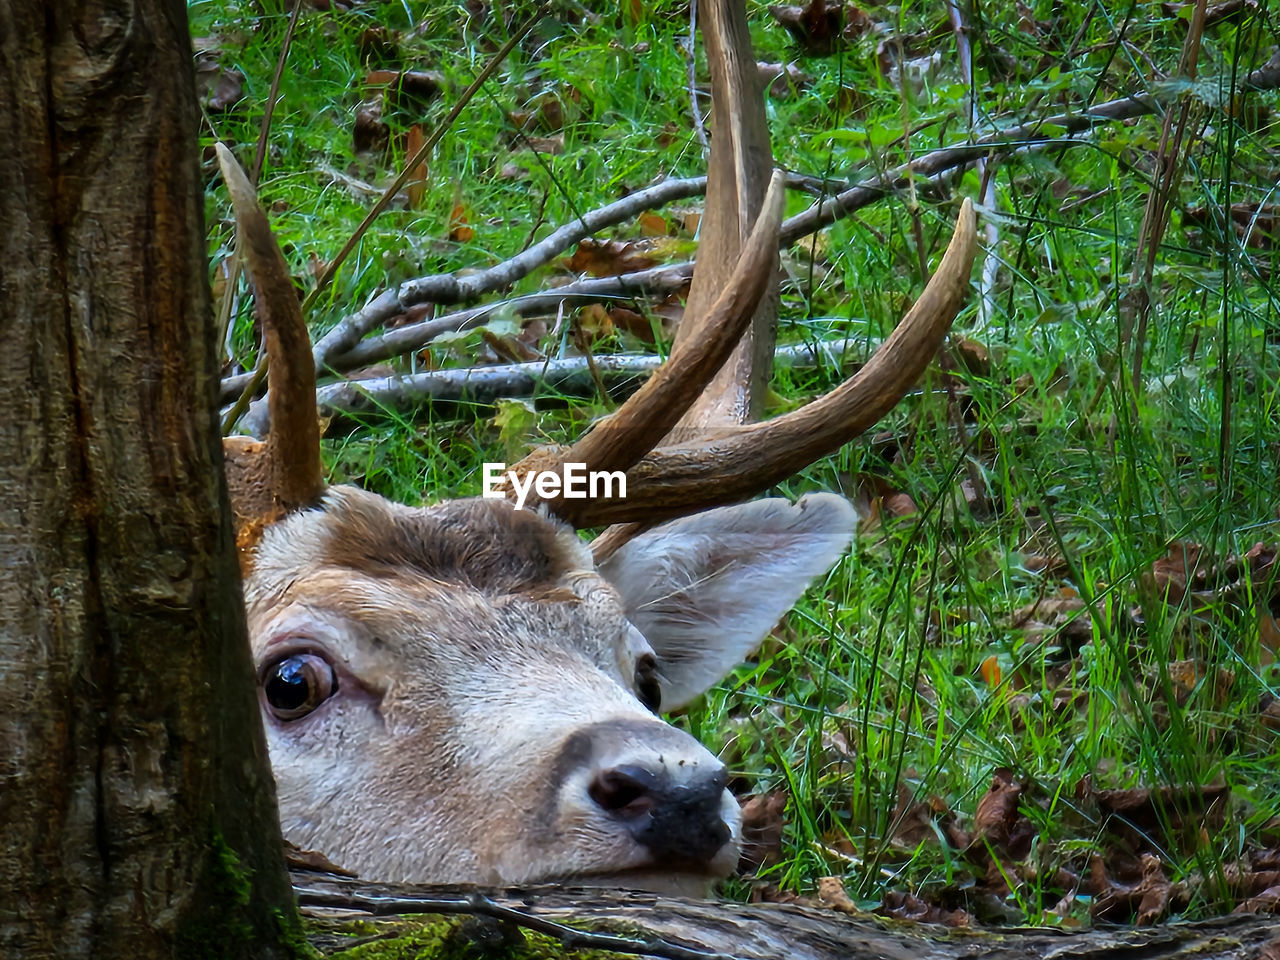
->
[216,143,324,514]
[510,169,785,510]
[567,198,978,529]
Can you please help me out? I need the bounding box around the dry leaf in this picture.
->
[404,124,428,209]
[637,212,668,236]
[816,876,857,912]
[979,656,1002,688]
[971,768,1023,850]
[576,303,614,339]
[195,51,245,112]
[738,792,787,873]
[564,238,664,277]
[365,69,444,110]
[768,1,873,55]
[879,890,970,926]
[448,201,475,243]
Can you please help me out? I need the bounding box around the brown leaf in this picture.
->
[950,337,991,376]
[448,201,475,243]
[816,876,858,912]
[365,69,444,110]
[879,890,970,926]
[522,133,565,155]
[887,787,959,851]
[1236,885,1280,915]
[564,238,664,277]
[768,1,874,55]
[1090,852,1185,924]
[883,492,917,518]
[757,61,810,98]
[1163,658,1236,708]
[194,51,245,112]
[637,212,668,236]
[768,0,842,54]
[357,25,399,64]
[1088,782,1230,857]
[576,303,614,339]
[971,768,1023,850]
[479,328,541,364]
[283,840,357,876]
[386,303,432,329]
[737,792,787,873]
[1261,695,1280,731]
[404,124,429,209]
[353,96,388,153]
[1145,540,1207,605]
[607,306,659,344]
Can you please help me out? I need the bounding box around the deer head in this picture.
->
[216,91,975,891]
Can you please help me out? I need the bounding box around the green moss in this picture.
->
[320,915,637,960]
[176,831,313,959]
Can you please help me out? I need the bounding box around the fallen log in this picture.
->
[292,869,1280,960]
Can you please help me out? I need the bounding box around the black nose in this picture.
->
[589,763,731,864]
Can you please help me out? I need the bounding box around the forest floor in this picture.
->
[190,0,1280,929]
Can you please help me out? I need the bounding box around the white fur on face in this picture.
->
[245,486,855,891]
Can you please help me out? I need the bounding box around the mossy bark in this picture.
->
[0,1,299,956]
[295,872,1280,960]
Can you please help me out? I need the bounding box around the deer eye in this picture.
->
[262,653,337,721]
[634,653,661,714]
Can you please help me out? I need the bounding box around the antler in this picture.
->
[216,143,324,552]
[546,198,978,529]
[504,169,785,510]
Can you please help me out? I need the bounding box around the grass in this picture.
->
[191,0,1280,924]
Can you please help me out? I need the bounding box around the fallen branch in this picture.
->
[224,53,1280,421]
[326,264,697,374]
[237,342,837,437]
[292,869,1280,960]
[308,176,709,372]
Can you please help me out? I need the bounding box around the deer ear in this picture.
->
[597,493,856,711]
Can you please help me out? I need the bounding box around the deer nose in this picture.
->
[589,763,731,864]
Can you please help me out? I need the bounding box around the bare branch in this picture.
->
[231,343,833,437]
[325,265,696,375]
[308,177,709,372]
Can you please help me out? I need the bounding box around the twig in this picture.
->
[1123,0,1208,400]
[308,177,708,373]
[215,0,304,361]
[944,0,1001,331]
[295,888,744,960]
[321,264,695,377]
[223,8,546,431]
[235,343,838,437]
[224,56,1280,414]
[687,0,709,159]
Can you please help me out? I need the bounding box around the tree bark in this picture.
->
[0,1,299,957]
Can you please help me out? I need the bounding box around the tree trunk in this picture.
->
[0,2,299,957]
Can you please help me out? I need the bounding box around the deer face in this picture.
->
[214,133,972,891]
[246,485,854,891]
